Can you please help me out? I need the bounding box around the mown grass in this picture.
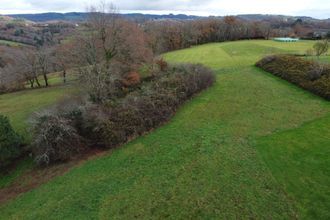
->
[257,115,330,219]
[0,40,329,219]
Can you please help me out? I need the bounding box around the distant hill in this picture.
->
[5,12,329,23]
[0,15,34,25]
[237,14,322,22]
[7,12,201,22]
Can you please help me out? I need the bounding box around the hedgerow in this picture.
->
[256,55,330,100]
[86,64,216,147]
[31,63,215,165]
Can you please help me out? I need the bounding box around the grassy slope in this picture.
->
[0,40,329,219]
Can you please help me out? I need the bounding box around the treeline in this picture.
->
[145,17,272,54]
[145,17,330,54]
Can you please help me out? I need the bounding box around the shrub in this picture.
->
[0,115,22,167]
[256,55,330,100]
[313,40,329,58]
[121,71,141,88]
[79,63,126,103]
[156,58,168,71]
[31,113,86,166]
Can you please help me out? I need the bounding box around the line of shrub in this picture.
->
[256,55,330,100]
[31,63,216,165]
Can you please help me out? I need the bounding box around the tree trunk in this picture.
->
[35,77,41,87]
[43,73,49,87]
[63,69,66,83]
[29,79,34,88]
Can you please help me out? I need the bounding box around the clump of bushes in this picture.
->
[31,63,215,165]
[256,55,330,100]
[0,115,22,168]
[87,64,215,147]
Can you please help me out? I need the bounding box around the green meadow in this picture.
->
[0,40,329,219]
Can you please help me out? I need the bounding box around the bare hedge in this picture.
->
[31,63,215,165]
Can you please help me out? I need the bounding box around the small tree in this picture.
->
[17,49,41,88]
[0,115,22,167]
[313,40,329,59]
[54,43,75,83]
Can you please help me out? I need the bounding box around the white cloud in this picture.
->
[0,0,329,19]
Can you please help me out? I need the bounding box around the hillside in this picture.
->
[7,12,329,23]
[8,12,201,22]
[0,40,329,219]
[0,15,33,25]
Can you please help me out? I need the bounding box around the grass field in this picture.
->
[0,40,329,219]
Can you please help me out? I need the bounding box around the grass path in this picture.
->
[0,40,329,219]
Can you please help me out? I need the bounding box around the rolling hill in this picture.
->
[0,40,329,219]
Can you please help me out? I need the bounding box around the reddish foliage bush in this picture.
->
[156,58,168,71]
[122,71,141,87]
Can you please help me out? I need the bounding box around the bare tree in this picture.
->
[87,1,120,66]
[54,43,76,83]
[17,49,41,88]
[74,1,153,103]
[36,47,53,87]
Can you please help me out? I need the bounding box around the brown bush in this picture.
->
[122,71,141,87]
[256,55,330,100]
[156,58,168,71]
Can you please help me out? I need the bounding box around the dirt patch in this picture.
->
[0,148,108,205]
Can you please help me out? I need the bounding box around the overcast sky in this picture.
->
[0,0,329,19]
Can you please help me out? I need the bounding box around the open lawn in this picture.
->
[0,40,329,219]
